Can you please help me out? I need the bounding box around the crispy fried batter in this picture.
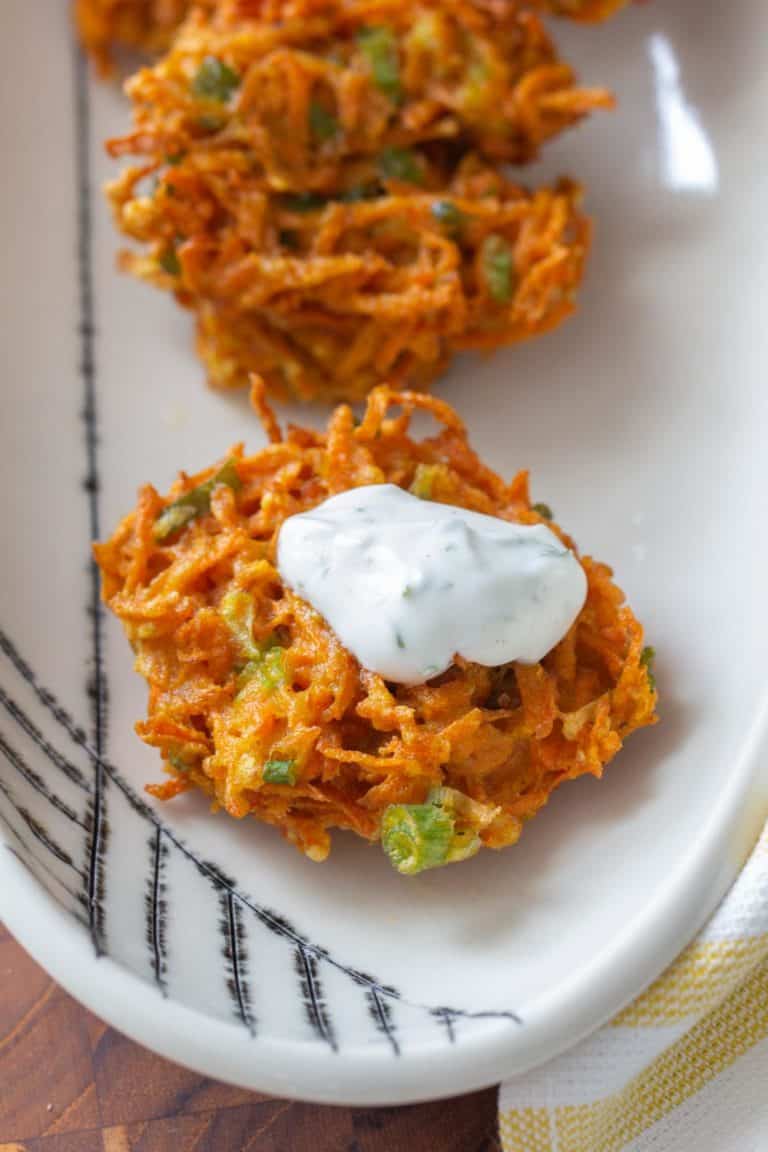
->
[95,387,657,865]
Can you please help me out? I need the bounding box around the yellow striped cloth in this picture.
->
[499,822,768,1152]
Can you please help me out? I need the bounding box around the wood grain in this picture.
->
[0,926,501,1152]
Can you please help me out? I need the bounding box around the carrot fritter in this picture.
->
[94,386,657,867]
[110,152,589,400]
[110,0,613,179]
[103,0,610,401]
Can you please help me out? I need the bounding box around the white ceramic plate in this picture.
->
[1,0,767,1107]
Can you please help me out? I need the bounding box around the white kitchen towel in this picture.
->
[499,820,768,1152]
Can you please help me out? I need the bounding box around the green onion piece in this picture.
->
[168,750,191,772]
[357,27,401,103]
[532,502,553,520]
[309,100,339,142]
[219,589,261,667]
[154,459,241,541]
[234,646,287,694]
[409,463,440,500]
[220,588,287,692]
[431,200,466,237]
[459,56,492,114]
[640,645,657,691]
[258,646,286,692]
[152,502,196,539]
[445,828,482,865]
[263,758,297,786]
[377,147,423,185]
[158,246,181,276]
[427,785,496,826]
[381,803,455,875]
[409,13,441,51]
[234,660,259,692]
[165,152,185,166]
[192,56,240,103]
[283,191,328,213]
[481,234,514,303]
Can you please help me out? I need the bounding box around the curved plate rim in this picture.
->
[2,697,766,1106]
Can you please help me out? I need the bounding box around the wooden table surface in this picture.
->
[0,925,500,1152]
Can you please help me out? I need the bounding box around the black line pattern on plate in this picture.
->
[146,826,169,995]
[0,625,523,1042]
[434,1008,457,1044]
[0,729,86,827]
[0,683,90,793]
[0,774,82,874]
[367,987,400,1057]
[222,889,256,1035]
[5,840,89,923]
[74,43,109,957]
[296,943,337,1051]
[0,630,101,784]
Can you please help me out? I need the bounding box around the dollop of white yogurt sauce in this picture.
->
[277,484,587,685]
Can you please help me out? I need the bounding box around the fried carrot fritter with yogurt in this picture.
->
[95,386,657,871]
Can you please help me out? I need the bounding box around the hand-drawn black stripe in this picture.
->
[0,729,86,827]
[0,628,523,1033]
[0,684,90,792]
[2,812,90,910]
[0,633,34,684]
[0,628,90,753]
[145,826,168,995]
[433,1008,456,1044]
[74,45,108,958]
[296,944,337,1051]
[367,987,400,1056]
[4,841,89,926]
[0,777,83,874]
[0,628,94,771]
[220,890,255,1034]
